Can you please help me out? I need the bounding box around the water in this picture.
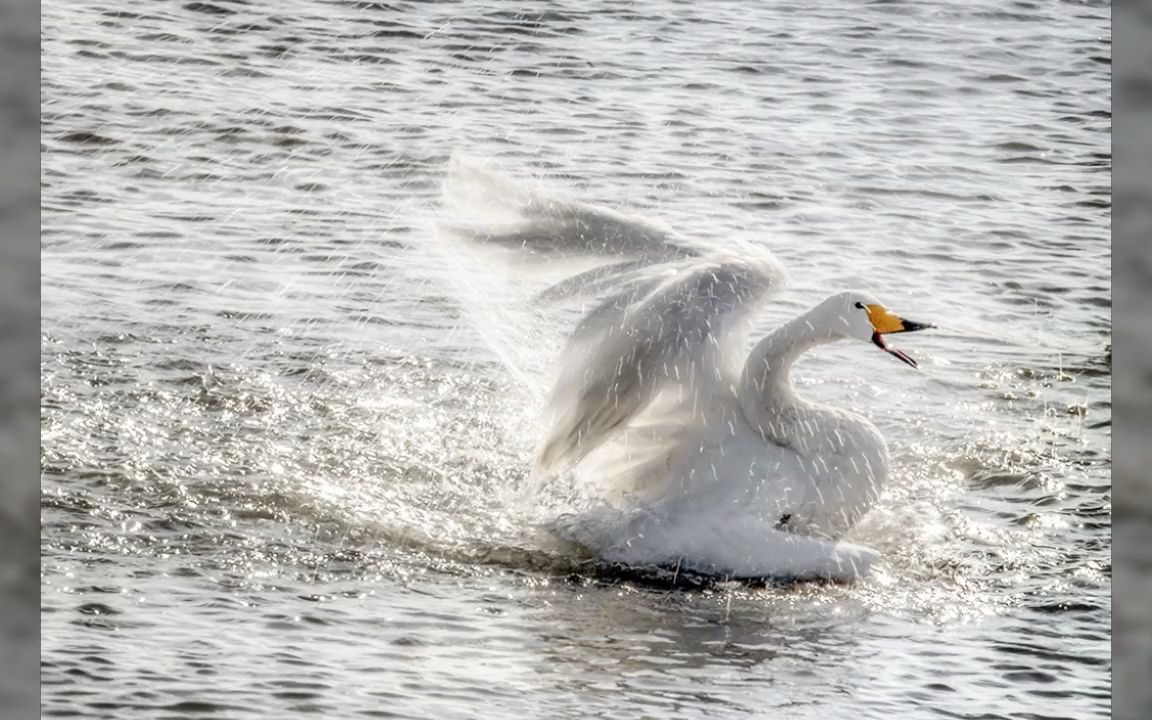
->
[41,0,1110,717]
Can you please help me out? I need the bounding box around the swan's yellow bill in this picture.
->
[865,304,934,367]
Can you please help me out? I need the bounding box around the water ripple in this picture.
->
[42,0,1108,717]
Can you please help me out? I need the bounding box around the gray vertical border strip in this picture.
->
[0,0,40,715]
[1115,0,1149,718]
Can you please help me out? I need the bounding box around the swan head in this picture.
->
[823,291,935,368]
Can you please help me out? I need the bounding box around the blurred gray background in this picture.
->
[1115,2,1152,718]
[1,0,42,717]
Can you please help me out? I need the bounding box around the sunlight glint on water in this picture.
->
[41,0,1109,717]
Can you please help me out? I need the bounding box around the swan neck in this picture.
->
[740,310,837,444]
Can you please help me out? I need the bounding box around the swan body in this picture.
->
[557,293,898,580]
[440,159,932,582]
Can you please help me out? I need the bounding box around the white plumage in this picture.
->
[440,158,933,582]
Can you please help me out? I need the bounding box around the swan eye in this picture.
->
[854,301,865,309]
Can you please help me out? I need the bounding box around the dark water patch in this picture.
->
[1002,669,1059,684]
[138,32,191,43]
[112,155,154,166]
[77,603,121,616]
[65,38,110,48]
[210,22,274,35]
[108,51,224,65]
[184,2,237,15]
[152,213,218,224]
[371,27,427,41]
[853,185,1001,202]
[994,141,1048,152]
[73,586,126,595]
[96,81,135,92]
[1026,599,1104,615]
[221,67,272,78]
[271,135,309,147]
[992,641,1109,667]
[124,107,183,118]
[98,10,144,20]
[996,155,1061,165]
[57,132,118,146]
[161,700,250,714]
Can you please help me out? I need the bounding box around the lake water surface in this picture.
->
[42,1,1110,717]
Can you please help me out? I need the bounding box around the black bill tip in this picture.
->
[899,319,935,333]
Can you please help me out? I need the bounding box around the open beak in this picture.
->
[865,305,934,368]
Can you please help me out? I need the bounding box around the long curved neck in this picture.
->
[739,308,839,449]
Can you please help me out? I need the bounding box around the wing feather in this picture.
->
[437,157,786,474]
[537,255,785,471]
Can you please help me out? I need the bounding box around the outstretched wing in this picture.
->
[438,157,787,472]
[536,253,784,472]
[440,155,697,262]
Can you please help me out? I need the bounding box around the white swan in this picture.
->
[440,160,934,582]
